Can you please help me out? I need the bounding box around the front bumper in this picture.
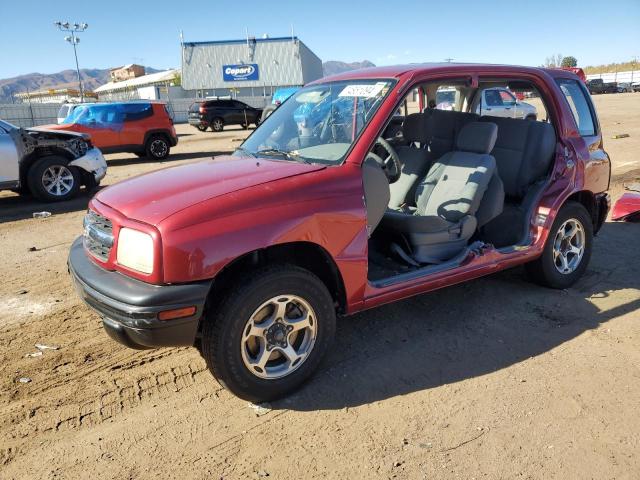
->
[68,237,211,349]
[69,147,107,182]
[188,117,207,127]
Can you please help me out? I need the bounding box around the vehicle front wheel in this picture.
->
[200,265,336,402]
[525,201,593,289]
[28,156,81,202]
[145,135,170,160]
[196,124,208,132]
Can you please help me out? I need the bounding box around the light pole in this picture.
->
[54,21,88,102]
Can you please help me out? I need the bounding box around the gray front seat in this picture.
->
[381,122,500,263]
[388,113,430,208]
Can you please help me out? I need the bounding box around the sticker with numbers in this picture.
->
[338,83,386,98]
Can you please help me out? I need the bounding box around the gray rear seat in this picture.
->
[477,116,557,246]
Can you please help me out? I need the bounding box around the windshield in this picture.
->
[239,79,395,165]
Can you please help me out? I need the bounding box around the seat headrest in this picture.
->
[402,113,427,144]
[456,122,498,154]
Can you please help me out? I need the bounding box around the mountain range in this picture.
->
[0,61,376,102]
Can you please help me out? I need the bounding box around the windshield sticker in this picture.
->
[338,83,386,98]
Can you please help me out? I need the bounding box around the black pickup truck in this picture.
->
[586,79,618,94]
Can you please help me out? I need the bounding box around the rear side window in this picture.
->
[556,79,596,136]
[123,103,153,122]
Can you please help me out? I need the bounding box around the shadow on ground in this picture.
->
[276,221,640,411]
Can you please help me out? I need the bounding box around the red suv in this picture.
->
[69,64,610,401]
[45,101,178,159]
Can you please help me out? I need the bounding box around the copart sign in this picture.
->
[223,64,259,81]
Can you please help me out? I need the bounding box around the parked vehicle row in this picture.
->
[68,64,610,402]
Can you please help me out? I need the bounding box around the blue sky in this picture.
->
[1,0,639,79]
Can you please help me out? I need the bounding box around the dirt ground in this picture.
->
[1,94,639,479]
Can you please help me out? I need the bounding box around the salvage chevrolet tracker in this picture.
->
[69,64,611,401]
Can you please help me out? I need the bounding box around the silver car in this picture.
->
[476,87,538,120]
[0,119,107,202]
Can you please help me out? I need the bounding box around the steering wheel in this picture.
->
[368,137,402,183]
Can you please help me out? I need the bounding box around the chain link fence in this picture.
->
[1,95,271,128]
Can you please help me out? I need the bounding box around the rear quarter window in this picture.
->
[556,79,597,136]
[123,103,153,122]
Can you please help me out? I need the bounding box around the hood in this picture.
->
[95,156,325,225]
[28,125,90,140]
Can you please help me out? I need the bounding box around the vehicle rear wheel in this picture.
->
[27,156,81,202]
[525,201,593,289]
[200,265,336,402]
[241,123,248,130]
[145,135,170,160]
[211,118,224,132]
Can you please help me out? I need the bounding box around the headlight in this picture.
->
[116,228,154,274]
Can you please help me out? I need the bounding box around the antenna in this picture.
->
[291,24,295,41]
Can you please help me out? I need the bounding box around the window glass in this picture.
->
[123,103,152,121]
[435,86,458,111]
[556,79,596,136]
[484,90,503,107]
[499,90,516,105]
[239,79,395,165]
[62,104,124,126]
[476,84,548,122]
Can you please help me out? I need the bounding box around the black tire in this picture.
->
[145,135,170,160]
[200,265,336,402]
[211,117,224,132]
[260,104,277,123]
[196,125,208,132]
[241,123,248,130]
[254,117,261,127]
[134,152,146,158]
[525,201,593,289]
[27,155,81,202]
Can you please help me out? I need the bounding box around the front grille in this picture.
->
[83,210,114,262]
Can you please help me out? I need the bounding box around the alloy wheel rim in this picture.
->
[552,218,585,274]
[240,295,318,379]
[150,139,168,157]
[213,120,222,130]
[42,165,74,196]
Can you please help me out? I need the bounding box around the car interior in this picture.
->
[364,77,558,283]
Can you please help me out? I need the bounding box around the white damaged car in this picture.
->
[0,119,107,202]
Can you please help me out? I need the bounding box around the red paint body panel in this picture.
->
[87,64,611,315]
[612,192,640,221]
[95,156,325,225]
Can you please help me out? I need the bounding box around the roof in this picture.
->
[95,69,178,93]
[183,36,299,47]
[312,63,575,84]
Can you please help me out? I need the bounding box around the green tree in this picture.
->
[561,56,578,68]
